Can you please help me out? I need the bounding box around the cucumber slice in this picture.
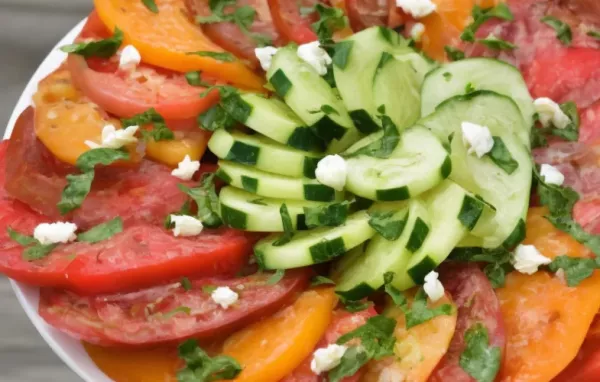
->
[393,51,438,83]
[219,186,325,231]
[208,129,322,179]
[267,46,358,153]
[333,27,411,134]
[255,211,375,269]
[220,93,324,152]
[373,53,421,131]
[417,92,532,248]
[421,58,535,134]
[345,126,450,201]
[392,181,472,290]
[216,160,344,202]
[335,200,430,300]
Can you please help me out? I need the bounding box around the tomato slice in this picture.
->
[93,0,264,90]
[221,288,337,382]
[363,291,457,382]
[268,0,320,44]
[186,0,282,63]
[496,208,600,382]
[282,306,377,382]
[146,129,210,167]
[345,0,388,31]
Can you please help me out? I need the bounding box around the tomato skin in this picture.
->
[268,0,320,44]
[553,335,600,382]
[38,269,310,346]
[345,0,388,31]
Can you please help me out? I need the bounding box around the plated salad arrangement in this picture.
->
[3,0,600,381]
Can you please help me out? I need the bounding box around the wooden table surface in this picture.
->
[0,1,91,380]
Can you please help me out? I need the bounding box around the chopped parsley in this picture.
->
[177,339,241,382]
[548,255,600,286]
[530,101,579,148]
[541,16,572,46]
[344,115,400,159]
[178,173,223,228]
[461,4,514,43]
[445,46,465,61]
[368,210,407,241]
[304,201,351,228]
[487,137,519,175]
[273,204,294,246]
[478,35,516,50]
[122,108,174,142]
[311,4,348,43]
[198,105,235,132]
[450,247,514,288]
[60,28,123,58]
[459,324,501,382]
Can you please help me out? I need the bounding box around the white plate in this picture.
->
[5,18,113,382]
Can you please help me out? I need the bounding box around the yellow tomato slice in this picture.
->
[222,288,337,382]
[32,68,139,165]
[145,130,210,167]
[363,291,457,382]
[93,0,264,90]
[496,207,600,382]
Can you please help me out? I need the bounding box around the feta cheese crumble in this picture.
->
[119,45,141,70]
[170,215,204,237]
[34,222,78,245]
[396,0,437,18]
[315,155,347,191]
[255,46,278,71]
[85,124,139,149]
[540,164,565,186]
[534,97,570,129]
[423,270,444,302]
[410,23,426,41]
[461,121,494,158]
[310,344,348,375]
[171,155,200,181]
[512,244,551,275]
[297,41,332,76]
[211,286,239,309]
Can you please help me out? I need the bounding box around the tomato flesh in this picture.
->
[268,0,320,44]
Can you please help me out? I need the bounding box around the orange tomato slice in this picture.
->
[222,288,337,382]
[145,130,210,167]
[363,291,457,382]
[93,0,264,90]
[496,207,600,382]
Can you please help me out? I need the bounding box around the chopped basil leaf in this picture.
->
[249,198,268,206]
[162,306,191,320]
[122,108,174,141]
[199,105,235,132]
[201,84,238,99]
[530,101,579,148]
[465,82,476,94]
[461,4,514,42]
[342,299,373,313]
[403,288,453,329]
[7,227,38,246]
[177,339,242,382]
[443,72,452,81]
[368,211,407,241]
[266,269,285,285]
[345,115,400,159]
[178,173,223,228]
[445,46,465,61]
[308,104,339,116]
[548,255,600,287]
[273,204,294,246]
[181,277,193,291]
[60,28,123,58]
[310,275,336,286]
[541,16,572,45]
[58,149,130,214]
[185,71,212,87]
[546,216,600,257]
[450,247,514,288]
[478,35,516,50]
[77,217,123,243]
[487,137,519,174]
[383,272,408,306]
[7,227,58,261]
[304,201,351,228]
[187,51,236,62]
[311,4,348,42]
[142,0,159,13]
[588,30,600,40]
[165,200,193,228]
[459,324,501,382]
[328,347,369,382]
[202,285,217,294]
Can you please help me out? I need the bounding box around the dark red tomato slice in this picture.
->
[553,335,600,382]
[345,0,388,31]
[429,263,506,382]
[185,0,282,64]
[281,306,377,382]
[268,0,320,44]
[67,11,219,120]
[38,269,310,346]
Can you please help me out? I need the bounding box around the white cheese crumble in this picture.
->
[33,222,78,245]
[170,215,204,237]
[315,154,347,191]
[310,344,348,375]
[211,286,239,309]
[410,23,426,41]
[171,155,200,181]
[396,0,437,18]
[85,124,139,149]
[297,41,332,76]
[540,164,565,186]
[461,121,494,158]
[512,244,552,275]
[255,46,278,71]
[423,270,445,302]
[119,45,142,70]
[534,97,570,129]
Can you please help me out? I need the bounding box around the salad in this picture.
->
[2,0,600,381]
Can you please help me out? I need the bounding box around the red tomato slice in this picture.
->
[268,0,320,44]
[429,263,506,382]
[38,269,310,346]
[68,11,219,120]
[345,0,388,31]
[281,306,377,382]
[553,329,600,381]
[185,0,282,64]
